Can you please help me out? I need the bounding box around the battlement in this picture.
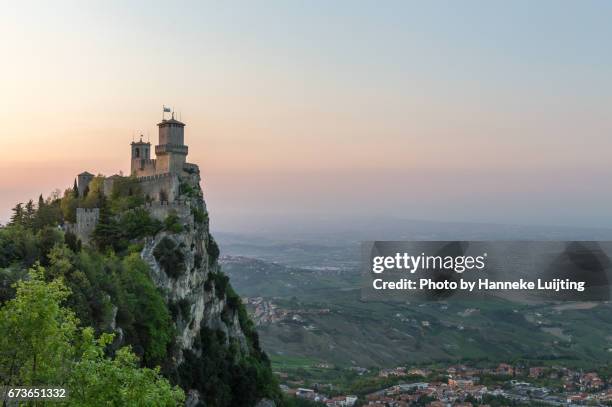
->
[143,198,190,210]
[137,172,173,182]
[141,199,194,226]
[155,144,188,155]
[76,208,100,215]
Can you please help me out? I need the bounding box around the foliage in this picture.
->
[121,208,163,239]
[80,176,106,208]
[194,253,203,268]
[34,194,63,230]
[0,221,175,369]
[119,253,174,366]
[1,184,283,405]
[207,271,230,299]
[92,196,122,252]
[0,225,40,269]
[69,336,184,406]
[207,235,220,265]
[0,267,184,405]
[0,266,77,386]
[153,237,186,278]
[64,231,82,253]
[164,211,184,233]
[93,199,162,254]
[179,181,197,198]
[11,195,63,230]
[109,176,145,212]
[178,298,191,320]
[192,206,208,224]
[179,327,282,407]
[61,188,79,223]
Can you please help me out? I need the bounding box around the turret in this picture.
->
[155,113,188,174]
[131,136,152,176]
[77,171,94,197]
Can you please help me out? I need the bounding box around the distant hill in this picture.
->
[220,241,612,368]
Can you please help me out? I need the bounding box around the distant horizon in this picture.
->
[2,1,612,231]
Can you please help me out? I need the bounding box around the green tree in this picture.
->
[69,331,184,406]
[24,199,36,229]
[0,265,78,386]
[120,253,174,366]
[153,237,186,278]
[9,203,24,226]
[0,266,184,405]
[60,188,79,224]
[81,176,105,208]
[73,179,79,198]
[92,195,123,252]
[34,194,63,230]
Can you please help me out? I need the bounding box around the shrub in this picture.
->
[163,212,183,234]
[191,207,207,224]
[207,236,220,265]
[120,254,175,366]
[178,298,191,320]
[179,182,196,198]
[177,326,282,407]
[208,271,229,299]
[0,267,184,404]
[194,253,203,269]
[64,231,82,253]
[121,208,163,239]
[153,237,185,279]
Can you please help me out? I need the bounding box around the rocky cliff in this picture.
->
[137,169,279,406]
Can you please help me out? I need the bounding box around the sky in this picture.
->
[1,1,612,233]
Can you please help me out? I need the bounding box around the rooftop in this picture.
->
[157,118,185,127]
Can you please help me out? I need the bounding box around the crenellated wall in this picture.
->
[142,199,193,224]
[67,208,100,245]
[138,172,180,202]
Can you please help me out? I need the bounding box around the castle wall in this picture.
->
[156,153,187,174]
[70,208,100,245]
[138,172,180,202]
[132,158,157,177]
[141,200,193,226]
[102,175,123,197]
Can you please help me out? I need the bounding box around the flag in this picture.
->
[163,106,171,113]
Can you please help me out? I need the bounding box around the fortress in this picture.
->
[69,112,201,243]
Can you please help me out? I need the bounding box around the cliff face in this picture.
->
[136,168,278,406]
[141,187,246,363]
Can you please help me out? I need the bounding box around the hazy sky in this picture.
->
[1,1,612,232]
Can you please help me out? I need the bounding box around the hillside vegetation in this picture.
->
[0,179,297,406]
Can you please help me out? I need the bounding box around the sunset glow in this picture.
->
[2,1,612,230]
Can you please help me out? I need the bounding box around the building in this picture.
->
[68,111,202,244]
[131,113,190,178]
[77,171,94,197]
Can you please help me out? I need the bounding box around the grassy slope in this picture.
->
[222,257,612,368]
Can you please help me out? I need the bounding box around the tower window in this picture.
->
[135,148,140,158]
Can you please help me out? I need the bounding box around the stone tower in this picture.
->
[155,114,188,174]
[130,136,153,176]
[77,171,94,197]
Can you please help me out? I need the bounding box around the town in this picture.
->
[279,362,612,406]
